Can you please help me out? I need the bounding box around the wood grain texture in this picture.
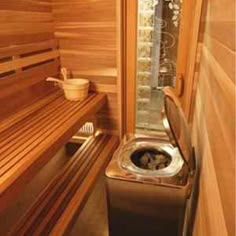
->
[116,0,124,138]
[52,0,119,133]
[10,133,119,236]
[177,0,203,118]
[0,92,107,213]
[0,40,60,120]
[0,0,60,120]
[175,0,197,98]
[0,0,54,47]
[124,0,137,134]
[192,0,235,235]
[0,146,70,235]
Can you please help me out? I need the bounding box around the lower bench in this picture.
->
[9,133,119,236]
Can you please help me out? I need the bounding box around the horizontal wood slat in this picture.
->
[202,34,235,83]
[0,59,59,101]
[193,1,235,235]
[0,33,55,47]
[0,50,59,74]
[10,133,119,236]
[0,39,60,119]
[0,1,52,12]
[0,39,58,60]
[0,92,107,213]
[0,1,60,120]
[0,23,54,35]
[52,0,119,132]
[52,0,116,22]
[0,90,61,134]
[202,22,235,51]
[0,1,54,47]
[0,10,53,23]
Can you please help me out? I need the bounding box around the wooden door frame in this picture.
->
[175,0,203,122]
[119,0,138,134]
[120,0,203,134]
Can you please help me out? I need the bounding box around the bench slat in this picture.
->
[0,50,60,74]
[0,94,93,164]
[0,40,58,60]
[10,133,119,236]
[0,92,107,212]
[0,95,92,170]
[52,135,119,235]
[0,90,61,134]
[0,95,66,150]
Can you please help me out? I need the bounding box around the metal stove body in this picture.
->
[105,88,198,236]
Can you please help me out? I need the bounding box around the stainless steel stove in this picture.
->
[105,88,198,236]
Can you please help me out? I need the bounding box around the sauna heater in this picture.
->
[105,88,197,236]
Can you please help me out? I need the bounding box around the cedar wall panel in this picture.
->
[0,0,54,47]
[0,0,59,119]
[192,0,235,235]
[52,0,119,134]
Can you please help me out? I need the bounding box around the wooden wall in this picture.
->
[52,0,119,134]
[192,0,235,235]
[0,0,54,47]
[0,0,60,120]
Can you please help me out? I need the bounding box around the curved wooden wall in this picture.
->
[192,0,235,235]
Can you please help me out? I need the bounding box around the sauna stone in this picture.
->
[130,148,171,170]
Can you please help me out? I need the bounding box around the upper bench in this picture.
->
[0,90,106,212]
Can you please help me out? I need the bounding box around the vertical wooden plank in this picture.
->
[192,0,235,235]
[181,0,203,120]
[116,0,123,138]
[124,0,137,133]
[52,0,119,134]
[175,0,203,121]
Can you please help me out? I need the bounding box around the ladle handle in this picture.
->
[46,77,64,84]
[61,67,68,81]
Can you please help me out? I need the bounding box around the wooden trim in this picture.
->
[124,0,137,134]
[52,0,118,134]
[0,91,60,133]
[182,0,203,121]
[116,0,124,139]
[175,0,195,97]
[0,50,59,74]
[0,92,107,212]
[123,1,203,130]
[0,59,59,100]
[10,133,119,236]
[0,39,57,59]
[71,68,117,77]
[90,83,117,93]
[175,0,203,121]
[50,135,119,235]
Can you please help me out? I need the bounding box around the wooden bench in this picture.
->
[0,40,119,235]
[9,133,119,236]
[0,91,107,212]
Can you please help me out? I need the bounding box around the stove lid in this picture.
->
[162,87,194,171]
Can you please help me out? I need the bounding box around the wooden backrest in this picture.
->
[0,40,60,120]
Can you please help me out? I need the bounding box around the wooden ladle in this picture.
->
[61,67,68,81]
[46,77,64,85]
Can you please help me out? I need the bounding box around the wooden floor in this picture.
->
[0,143,110,235]
[69,175,109,236]
[0,146,70,235]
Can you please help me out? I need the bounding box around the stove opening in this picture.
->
[130,148,171,170]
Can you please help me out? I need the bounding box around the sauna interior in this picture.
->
[0,0,235,236]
